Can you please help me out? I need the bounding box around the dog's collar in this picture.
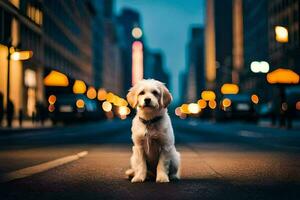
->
[139,115,163,126]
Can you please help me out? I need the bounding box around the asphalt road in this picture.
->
[0,119,300,200]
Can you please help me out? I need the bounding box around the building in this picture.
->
[206,0,244,91]
[100,0,124,95]
[144,51,169,86]
[117,8,141,90]
[91,0,104,88]
[242,0,269,99]
[268,0,300,74]
[0,0,100,119]
[0,0,43,118]
[186,26,205,102]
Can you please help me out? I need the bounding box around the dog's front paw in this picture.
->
[131,175,146,183]
[156,173,169,183]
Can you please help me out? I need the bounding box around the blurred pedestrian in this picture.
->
[0,92,4,126]
[37,101,47,125]
[18,108,23,127]
[32,111,36,125]
[7,99,14,127]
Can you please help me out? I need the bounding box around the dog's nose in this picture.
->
[144,98,151,105]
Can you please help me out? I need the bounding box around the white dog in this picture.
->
[125,79,180,183]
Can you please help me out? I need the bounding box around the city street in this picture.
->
[0,119,300,200]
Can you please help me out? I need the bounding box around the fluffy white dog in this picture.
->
[125,79,180,183]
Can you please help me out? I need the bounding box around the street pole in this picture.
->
[6,47,11,127]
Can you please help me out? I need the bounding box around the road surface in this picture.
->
[0,119,299,200]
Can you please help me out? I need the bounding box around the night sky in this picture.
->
[116,0,205,102]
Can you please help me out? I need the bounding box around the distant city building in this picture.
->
[144,51,169,86]
[268,0,300,74]
[102,0,124,95]
[242,0,270,100]
[206,0,244,91]
[117,8,141,90]
[91,0,104,88]
[186,26,205,103]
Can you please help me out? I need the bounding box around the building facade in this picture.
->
[242,0,270,100]
[144,51,169,86]
[117,8,141,91]
[0,0,102,119]
[268,0,300,74]
[186,26,205,102]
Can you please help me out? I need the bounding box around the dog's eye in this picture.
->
[139,91,145,95]
[152,90,159,95]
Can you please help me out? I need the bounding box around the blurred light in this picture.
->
[275,26,288,43]
[179,113,187,119]
[282,102,288,111]
[97,88,107,101]
[76,99,85,108]
[106,111,114,119]
[44,70,69,87]
[197,99,207,109]
[131,27,143,39]
[251,94,259,104]
[120,115,127,120]
[208,100,217,109]
[175,107,182,116]
[102,101,112,112]
[250,61,269,73]
[24,69,37,87]
[201,91,216,101]
[87,87,97,99]
[221,83,239,94]
[73,80,86,94]
[48,104,55,112]
[132,41,143,86]
[222,98,232,108]
[106,92,116,103]
[119,106,130,116]
[188,103,200,114]
[48,95,56,105]
[10,50,33,61]
[180,104,190,114]
[296,101,300,110]
[267,68,299,84]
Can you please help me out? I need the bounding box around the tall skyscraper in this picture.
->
[186,26,205,102]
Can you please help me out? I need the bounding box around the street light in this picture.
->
[6,47,33,127]
[221,83,239,95]
[131,27,143,39]
[250,61,269,73]
[266,68,299,128]
[275,26,288,43]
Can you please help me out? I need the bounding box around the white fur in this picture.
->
[125,79,181,183]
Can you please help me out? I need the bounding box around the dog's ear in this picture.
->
[161,84,172,108]
[127,86,138,108]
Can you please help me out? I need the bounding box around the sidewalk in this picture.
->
[0,119,54,134]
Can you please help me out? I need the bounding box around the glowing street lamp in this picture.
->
[266,68,299,128]
[266,68,299,84]
[131,27,143,39]
[250,61,269,73]
[201,90,216,101]
[275,26,288,43]
[221,83,239,95]
[73,80,86,94]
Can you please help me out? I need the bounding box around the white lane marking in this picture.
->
[238,130,264,138]
[0,151,88,183]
